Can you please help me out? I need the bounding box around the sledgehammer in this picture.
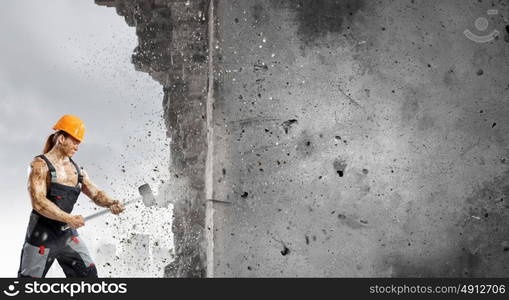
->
[61,183,157,231]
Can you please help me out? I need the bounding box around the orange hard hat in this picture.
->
[52,115,86,142]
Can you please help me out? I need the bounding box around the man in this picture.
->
[18,115,125,278]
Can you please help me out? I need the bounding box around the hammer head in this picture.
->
[138,183,157,207]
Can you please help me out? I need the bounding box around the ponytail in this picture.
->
[43,133,57,154]
[43,131,70,154]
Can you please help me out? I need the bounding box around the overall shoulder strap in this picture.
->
[37,155,57,183]
[69,158,83,186]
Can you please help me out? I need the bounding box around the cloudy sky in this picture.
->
[0,1,173,277]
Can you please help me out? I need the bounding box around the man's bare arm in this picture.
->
[28,158,73,223]
[81,169,124,214]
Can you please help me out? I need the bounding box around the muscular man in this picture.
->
[18,115,125,278]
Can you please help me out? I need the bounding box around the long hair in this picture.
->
[42,131,69,154]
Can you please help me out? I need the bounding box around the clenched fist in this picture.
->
[109,200,125,215]
[66,215,85,229]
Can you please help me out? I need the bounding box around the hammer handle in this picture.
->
[61,199,138,231]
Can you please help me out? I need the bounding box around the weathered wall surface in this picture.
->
[209,0,509,277]
[97,0,509,277]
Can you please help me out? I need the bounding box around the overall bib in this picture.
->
[17,155,97,278]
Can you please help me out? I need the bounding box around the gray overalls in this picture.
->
[17,155,97,278]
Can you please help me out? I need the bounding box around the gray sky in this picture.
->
[0,1,172,277]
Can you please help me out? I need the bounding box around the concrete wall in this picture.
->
[209,0,509,277]
[97,0,509,277]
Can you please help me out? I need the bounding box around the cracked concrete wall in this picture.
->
[96,0,209,277]
[97,0,509,277]
[209,0,509,277]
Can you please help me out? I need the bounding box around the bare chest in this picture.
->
[47,161,79,187]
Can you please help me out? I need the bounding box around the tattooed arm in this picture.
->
[81,169,124,215]
[28,157,84,228]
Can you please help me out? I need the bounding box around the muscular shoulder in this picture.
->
[30,157,48,177]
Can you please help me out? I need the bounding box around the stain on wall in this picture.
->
[271,0,365,45]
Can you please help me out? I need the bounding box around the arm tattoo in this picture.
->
[29,158,70,223]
